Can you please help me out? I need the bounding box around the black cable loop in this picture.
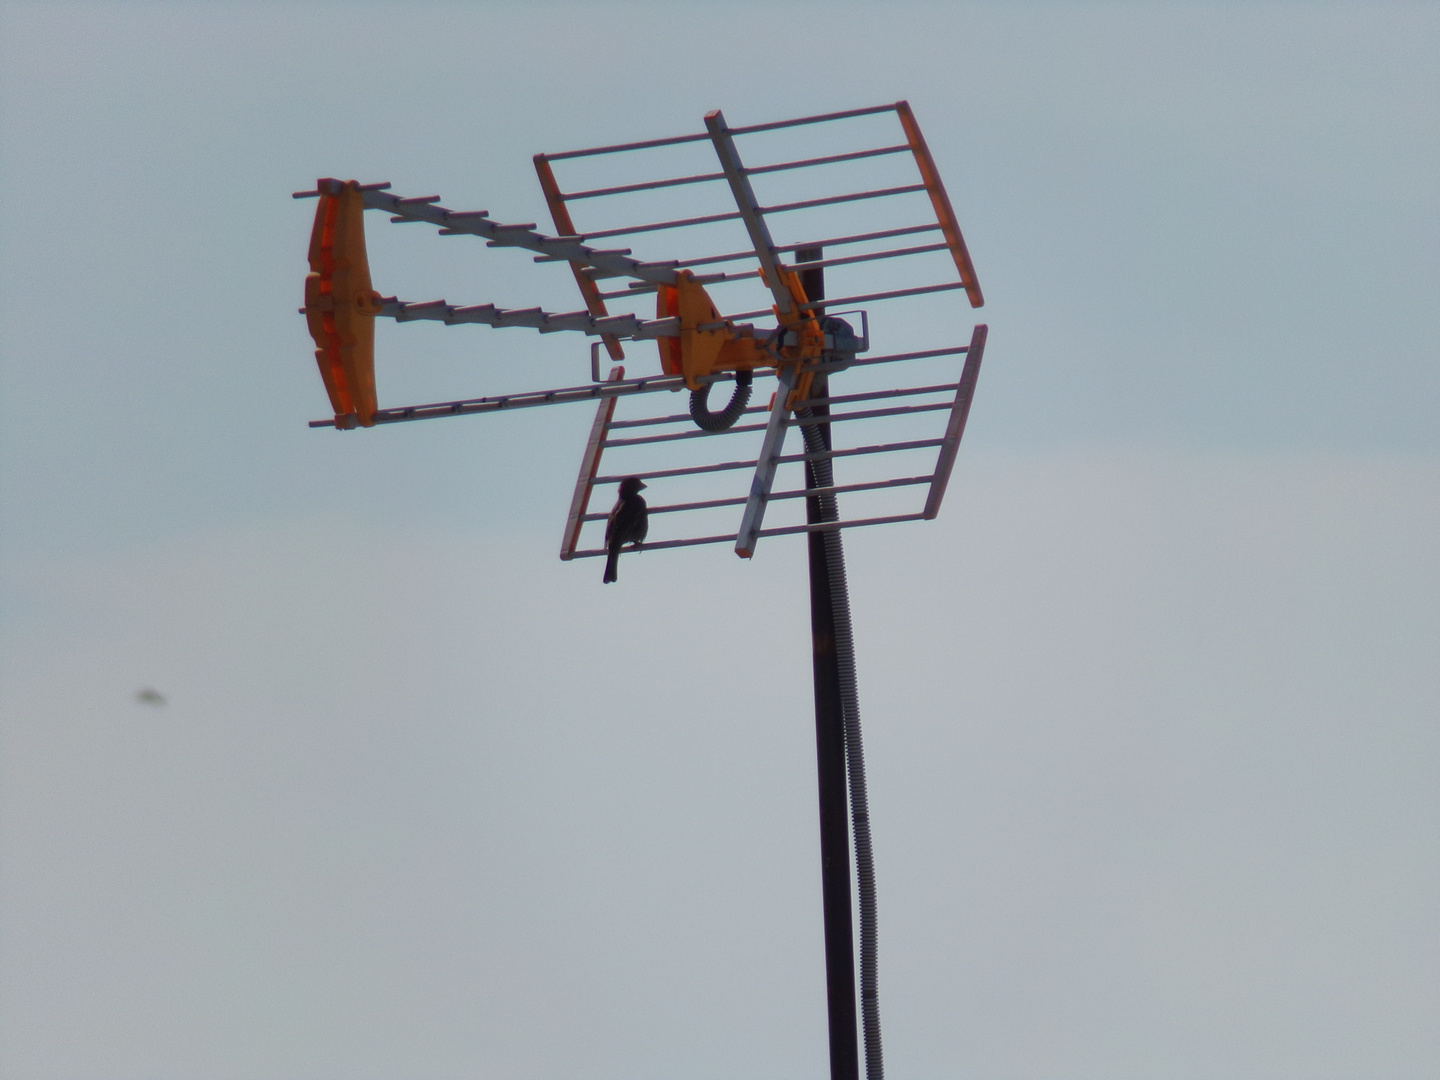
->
[688,368,753,431]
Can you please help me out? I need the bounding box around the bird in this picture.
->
[603,476,648,584]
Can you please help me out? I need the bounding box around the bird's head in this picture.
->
[619,476,647,496]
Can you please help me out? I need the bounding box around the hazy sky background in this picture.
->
[1,3,1436,1079]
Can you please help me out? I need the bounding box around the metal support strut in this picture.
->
[801,253,884,1080]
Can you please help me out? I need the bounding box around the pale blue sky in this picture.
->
[1,3,1436,1079]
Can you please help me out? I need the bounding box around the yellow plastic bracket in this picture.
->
[656,266,822,397]
[675,271,732,391]
[304,179,382,428]
[765,266,824,409]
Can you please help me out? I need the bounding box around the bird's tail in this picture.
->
[603,543,620,584]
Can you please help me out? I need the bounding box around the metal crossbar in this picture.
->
[759,184,928,216]
[708,283,965,327]
[311,370,710,429]
[566,511,926,560]
[603,421,770,448]
[581,472,933,525]
[782,243,951,274]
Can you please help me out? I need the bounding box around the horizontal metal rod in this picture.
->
[603,420,770,448]
[581,224,944,276]
[595,267,756,299]
[769,475,934,501]
[726,102,899,136]
[746,144,910,176]
[582,493,748,522]
[565,508,926,560]
[569,532,738,557]
[759,183,928,216]
[577,209,742,241]
[791,401,952,426]
[607,400,767,430]
[538,130,712,162]
[593,457,759,484]
[563,169,727,200]
[823,344,969,369]
[782,242,951,274]
[753,512,926,537]
[791,382,960,409]
[774,438,946,465]
[705,282,966,324]
[309,372,707,428]
[802,281,965,311]
[782,223,942,252]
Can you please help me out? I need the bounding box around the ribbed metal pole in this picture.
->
[801,250,861,1080]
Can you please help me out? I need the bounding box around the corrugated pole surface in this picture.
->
[800,250,861,1080]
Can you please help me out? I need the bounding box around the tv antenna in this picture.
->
[295,101,987,1080]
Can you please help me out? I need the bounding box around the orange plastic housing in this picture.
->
[304,179,381,428]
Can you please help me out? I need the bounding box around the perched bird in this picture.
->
[603,476,648,584]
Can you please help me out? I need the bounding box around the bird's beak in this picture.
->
[637,481,647,489]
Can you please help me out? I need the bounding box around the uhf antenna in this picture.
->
[295,101,987,1080]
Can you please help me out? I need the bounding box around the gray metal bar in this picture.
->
[575,225,943,276]
[563,170,727,200]
[603,420,770,448]
[777,224,942,253]
[791,402,952,426]
[769,475,934,501]
[595,267,755,299]
[705,110,795,317]
[576,209,742,242]
[570,532,738,558]
[561,365,625,560]
[309,371,707,428]
[818,345,968,370]
[581,493,748,522]
[705,283,967,325]
[747,144,910,176]
[593,457,759,484]
[924,323,987,519]
[537,130,711,161]
[565,510,925,561]
[756,513,925,537]
[760,184,928,216]
[792,383,960,409]
[726,103,899,135]
[782,243,951,274]
[775,438,945,465]
[797,282,964,313]
[607,400,766,430]
[734,364,797,558]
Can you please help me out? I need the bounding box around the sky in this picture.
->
[0,2,1436,1079]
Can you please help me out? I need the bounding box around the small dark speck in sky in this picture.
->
[135,687,166,707]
